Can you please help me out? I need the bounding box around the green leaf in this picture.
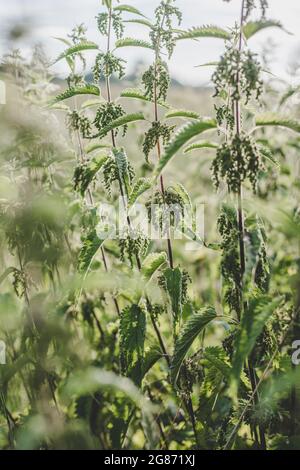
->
[0,353,32,385]
[280,86,300,106]
[243,20,288,40]
[203,347,232,381]
[115,38,154,50]
[124,19,153,29]
[255,114,300,133]
[114,4,146,18]
[78,229,105,273]
[128,177,151,206]
[95,112,145,138]
[53,41,99,64]
[63,367,151,411]
[161,268,184,323]
[77,154,109,196]
[171,306,217,385]
[53,36,72,47]
[51,85,100,104]
[231,296,282,395]
[120,304,146,386]
[164,109,200,120]
[48,103,70,112]
[154,119,217,177]
[102,0,112,8]
[195,61,219,68]
[169,183,192,211]
[176,25,230,41]
[0,267,15,285]
[81,98,104,109]
[120,87,169,108]
[184,140,219,153]
[142,252,167,281]
[131,346,162,383]
[85,142,111,154]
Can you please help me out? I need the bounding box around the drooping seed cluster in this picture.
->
[150,0,182,58]
[142,60,170,102]
[96,11,124,39]
[212,134,263,193]
[93,52,126,81]
[102,148,135,197]
[93,102,127,137]
[146,188,185,234]
[119,230,150,268]
[143,122,175,162]
[67,110,92,138]
[213,45,263,105]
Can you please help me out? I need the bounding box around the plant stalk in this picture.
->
[234,0,266,449]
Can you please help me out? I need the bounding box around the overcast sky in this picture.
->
[1,0,300,86]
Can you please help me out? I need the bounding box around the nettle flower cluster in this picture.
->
[141,0,181,164]
[212,29,264,194]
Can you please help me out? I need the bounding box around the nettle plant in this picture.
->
[158,0,300,450]
[51,0,216,448]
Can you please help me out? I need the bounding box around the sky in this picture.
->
[0,0,300,86]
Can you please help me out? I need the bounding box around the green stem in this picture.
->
[234,0,266,449]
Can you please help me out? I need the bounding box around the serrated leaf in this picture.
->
[48,102,70,112]
[77,154,109,196]
[243,20,288,40]
[203,346,232,381]
[0,267,15,285]
[114,4,146,18]
[128,177,151,206]
[255,114,300,133]
[131,346,162,385]
[195,61,219,68]
[120,304,146,386]
[51,85,100,104]
[231,296,282,396]
[63,367,151,411]
[142,252,167,281]
[81,98,104,109]
[115,38,154,50]
[124,19,153,29]
[170,183,192,210]
[53,36,72,47]
[95,112,145,138]
[177,25,230,41]
[279,86,300,106]
[161,268,184,323]
[85,142,111,154]
[78,229,105,273]
[171,307,217,385]
[120,87,169,108]
[164,109,200,120]
[184,140,219,153]
[258,144,279,167]
[53,41,99,64]
[154,119,217,177]
[0,353,31,385]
